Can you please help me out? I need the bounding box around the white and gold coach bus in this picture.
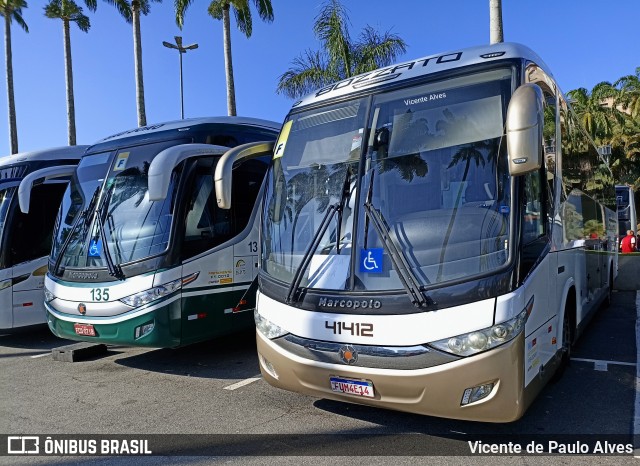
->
[0,146,87,330]
[43,118,279,347]
[219,43,618,421]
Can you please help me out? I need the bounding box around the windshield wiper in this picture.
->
[363,171,432,308]
[286,166,356,304]
[94,185,125,280]
[286,202,339,305]
[52,186,101,276]
[334,166,354,254]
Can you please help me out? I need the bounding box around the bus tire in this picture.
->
[551,293,575,383]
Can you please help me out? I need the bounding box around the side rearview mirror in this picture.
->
[214,141,274,209]
[506,83,544,176]
[18,165,78,214]
[148,144,229,201]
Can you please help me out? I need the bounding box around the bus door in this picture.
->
[12,166,77,327]
[179,155,236,344]
[0,182,66,328]
[178,153,270,343]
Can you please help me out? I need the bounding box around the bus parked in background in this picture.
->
[615,185,637,238]
[222,43,617,421]
[44,118,279,347]
[0,146,87,330]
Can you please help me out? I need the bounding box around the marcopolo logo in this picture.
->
[69,271,99,280]
[7,436,39,454]
[318,297,382,310]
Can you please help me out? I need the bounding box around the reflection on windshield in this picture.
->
[51,152,111,266]
[359,69,512,289]
[262,68,513,292]
[53,140,182,270]
[263,99,365,289]
[100,161,174,265]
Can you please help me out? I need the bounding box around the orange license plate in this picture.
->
[74,323,95,336]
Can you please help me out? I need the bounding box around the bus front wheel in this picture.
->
[552,296,574,382]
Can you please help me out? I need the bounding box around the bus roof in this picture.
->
[292,42,551,110]
[0,145,88,169]
[95,116,281,144]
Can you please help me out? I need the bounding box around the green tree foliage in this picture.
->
[276,0,406,99]
[568,68,640,190]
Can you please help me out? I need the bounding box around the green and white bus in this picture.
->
[0,146,86,330]
[224,43,618,421]
[44,117,279,347]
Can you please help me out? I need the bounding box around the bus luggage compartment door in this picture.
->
[11,257,48,328]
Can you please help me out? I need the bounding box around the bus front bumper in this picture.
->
[45,300,182,348]
[257,330,528,422]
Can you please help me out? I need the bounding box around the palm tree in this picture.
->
[615,67,640,118]
[105,0,159,127]
[175,0,274,117]
[1,0,28,154]
[567,82,625,144]
[436,139,498,281]
[44,0,96,146]
[489,0,503,44]
[276,0,406,100]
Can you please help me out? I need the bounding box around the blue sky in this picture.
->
[1,0,638,153]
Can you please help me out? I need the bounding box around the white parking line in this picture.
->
[223,376,262,391]
[570,357,635,368]
[634,291,640,458]
[30,352,50,359]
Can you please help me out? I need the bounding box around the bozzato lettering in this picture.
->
[315,52,463,97]
[102,124,165,141]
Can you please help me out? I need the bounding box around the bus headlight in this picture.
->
[254,309,288,339]
[429,297,532,357]
[44,287,55,303]
[120,278,182,308]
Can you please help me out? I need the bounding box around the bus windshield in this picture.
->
[0,186,15,254]
[53,140,183,269]
[262,68,513,292]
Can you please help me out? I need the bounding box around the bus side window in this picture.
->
[230,156,270,235]
[522,169,545,244]
[181,161,233,260]
[8,182,67,266]
[543,92,557,227]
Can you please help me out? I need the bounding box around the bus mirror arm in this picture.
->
[18,165,78,214]
[214,141,275,210]
[506,83,544,177]
[148,144,230,201]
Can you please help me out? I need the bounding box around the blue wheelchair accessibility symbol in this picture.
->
[88,239,102,257]
[360,248,383,273]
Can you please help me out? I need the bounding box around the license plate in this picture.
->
[330,376,374,398]
[74,323,95,336]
